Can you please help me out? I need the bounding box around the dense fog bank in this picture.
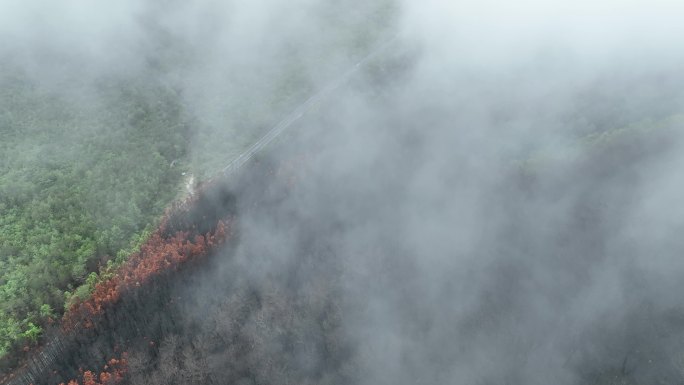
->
[3,1,684,384]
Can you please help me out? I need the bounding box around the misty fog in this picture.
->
[3,1,684,384]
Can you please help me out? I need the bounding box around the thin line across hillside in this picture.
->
[221,37,398,176]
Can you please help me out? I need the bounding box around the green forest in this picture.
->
[7,1,684,384]
[0,70,192,357]
[0,0,396,362]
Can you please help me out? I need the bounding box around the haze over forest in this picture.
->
[2,1,684,384]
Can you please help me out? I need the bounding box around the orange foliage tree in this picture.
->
[58,353,128,385]
[63,218,231,330]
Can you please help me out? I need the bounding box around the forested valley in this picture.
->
[0,0,394,377]
[3,1,684,385]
